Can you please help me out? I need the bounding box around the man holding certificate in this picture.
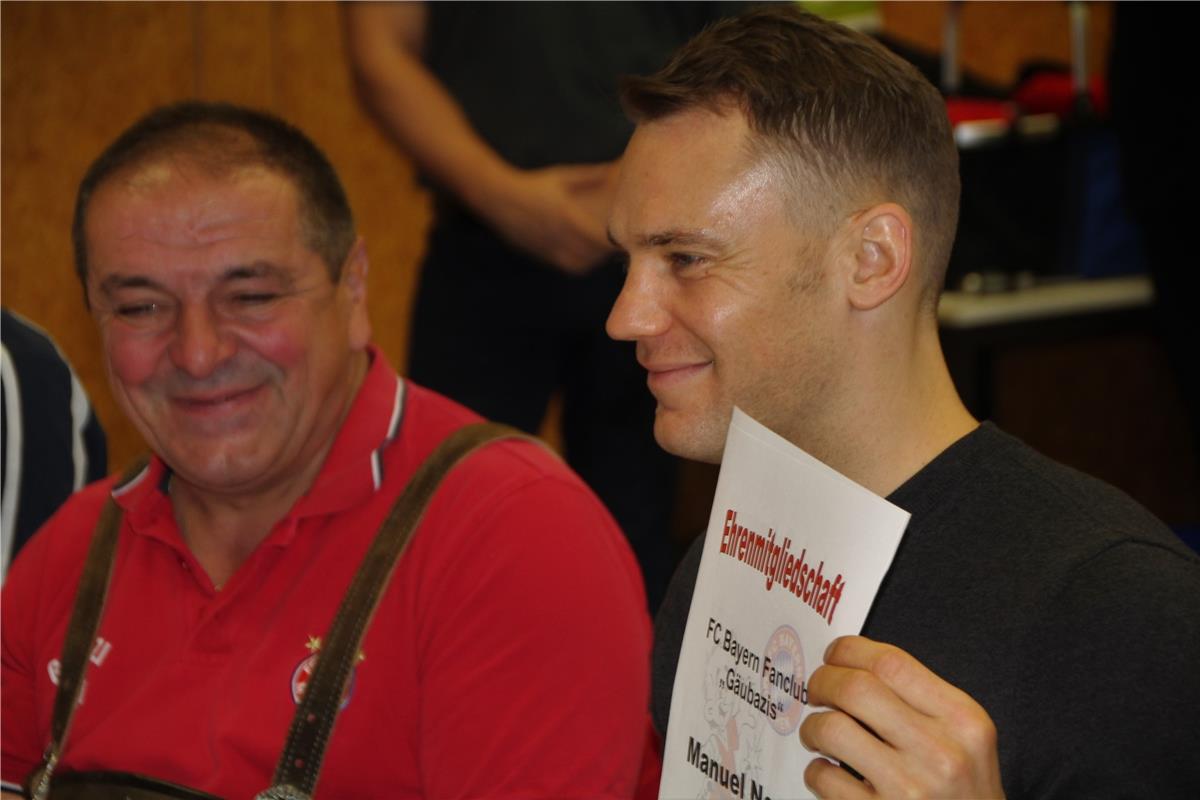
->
[605,6,1200,798]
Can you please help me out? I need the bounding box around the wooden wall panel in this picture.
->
[195,2,273,106]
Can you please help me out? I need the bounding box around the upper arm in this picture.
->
[1,529,50,789]
[344,1,427,73]
[1,486,107,790]
[413,470,652,796]
[1015,542,1200,796]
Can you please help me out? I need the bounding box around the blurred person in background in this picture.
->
[2,308,107,580]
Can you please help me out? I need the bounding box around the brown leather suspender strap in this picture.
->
[258,422,529,800]
[27,459,149,800]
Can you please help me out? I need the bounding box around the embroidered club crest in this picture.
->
[289,635,363,710]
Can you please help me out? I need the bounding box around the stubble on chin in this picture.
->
[654,408,727,465]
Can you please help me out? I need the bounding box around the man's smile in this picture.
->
[643,360,713,394]
[168,383,266,418]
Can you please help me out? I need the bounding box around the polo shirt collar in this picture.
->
[111,344,407,529]
[298,345,406,516]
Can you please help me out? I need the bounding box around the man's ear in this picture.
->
[845,203,912,311]
[341,236,372,348]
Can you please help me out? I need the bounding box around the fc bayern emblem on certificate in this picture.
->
[762,624,806,735]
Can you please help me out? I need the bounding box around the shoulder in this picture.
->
[2,310,62,363]
[1,310,80,394]
[389,381,642,597]
[902,424,1200,636]
[412,426,619,558]
[1,310,76,402]
[394,381,597,503]
[902,423,1193,565]
[4,479,113,586]
[2,478,114,653]
[880,422,1200,667]
[1001,430,1194,567]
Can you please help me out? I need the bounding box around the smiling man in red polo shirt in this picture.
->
[1,103,652,799]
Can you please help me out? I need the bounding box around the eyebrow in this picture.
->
[97,274,162,297]
[606,228,727,251]
[97,261,294,297]
[222,261,294,284]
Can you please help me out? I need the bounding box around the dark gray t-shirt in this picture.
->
[653,423,1200,798]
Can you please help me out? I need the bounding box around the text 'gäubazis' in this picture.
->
[718,508,845,625]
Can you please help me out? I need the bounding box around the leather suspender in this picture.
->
[28,422,530,800]
[257,422,529,799]
[27,458,149,800]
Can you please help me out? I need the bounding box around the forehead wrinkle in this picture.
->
[643,230,727,249]
[102,161,297,245]
[94,259,299,300]
[615,111,778,257]
[97,273,164,297]
[224,260,293,280]
[712,151,787,225]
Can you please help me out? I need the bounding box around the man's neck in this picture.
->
[169,475,317,589]
[166,352,370,588]
[801,321,977,498]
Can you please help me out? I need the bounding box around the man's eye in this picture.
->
[669,252,704,270]
[115,302,161,319]
[231,293,279,306]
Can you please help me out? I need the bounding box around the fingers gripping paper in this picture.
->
[659,409,910,800]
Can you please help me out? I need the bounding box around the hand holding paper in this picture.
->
[800,636,1004,799]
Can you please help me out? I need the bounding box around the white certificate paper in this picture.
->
[659,408,910,800]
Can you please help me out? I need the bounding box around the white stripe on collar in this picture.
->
[371,374,407,491]
[112,463,152,498]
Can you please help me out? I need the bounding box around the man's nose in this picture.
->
[168,304,235,378]
[606,262,670,342]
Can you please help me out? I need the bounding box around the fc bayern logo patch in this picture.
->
[290,637,360,711]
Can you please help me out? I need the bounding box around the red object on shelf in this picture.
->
[945,97,1018,126]
[1012,71,1109,118]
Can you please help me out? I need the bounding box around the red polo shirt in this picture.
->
[2,347,653,798]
